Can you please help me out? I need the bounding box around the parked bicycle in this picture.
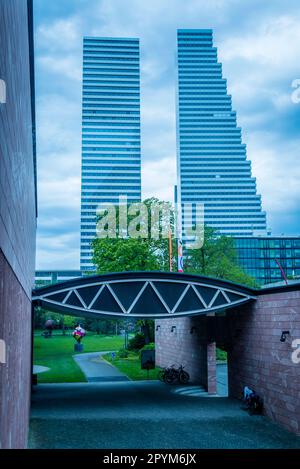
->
[158,365,190,384]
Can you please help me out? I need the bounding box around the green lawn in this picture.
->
[33,333,124,383]
[216,348,227,361]
[103,351,160,381]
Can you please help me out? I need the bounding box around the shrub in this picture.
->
[216,348,227,361]
[139,342,155,357]
[117,348,129,358]
[140,342,155,351]
[127,333,146,351]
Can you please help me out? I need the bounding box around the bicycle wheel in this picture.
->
[179,370,190,384]
[164,372,176,384]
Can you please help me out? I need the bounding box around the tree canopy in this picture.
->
[92,197,175,273]
[92,199,256,287]
[185,226,257,287]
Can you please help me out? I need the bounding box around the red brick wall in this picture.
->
[227,289,300,435]
[0,251,32,448]
[0,0,36,448]
[155,287,300,435]
[155,317,211,387]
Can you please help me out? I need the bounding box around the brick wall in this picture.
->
[155,286,300,435]
[0,251,32,448]
[0,0,36,448]
[227,289,300,435]
[155,316,215,389]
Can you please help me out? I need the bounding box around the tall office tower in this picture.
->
[80,37,142,272]
[176,29,267,245]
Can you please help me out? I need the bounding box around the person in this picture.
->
[242,386,263,415]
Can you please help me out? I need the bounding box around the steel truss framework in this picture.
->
[32,272,256,319]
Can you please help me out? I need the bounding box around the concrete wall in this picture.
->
[0,0,36,448]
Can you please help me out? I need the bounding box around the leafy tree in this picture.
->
[33,307,79,332]
[93,236,162,273]
[92,197,176,273]
[185,226,257,287]
[127,332,146,351]
[83,318,124,335]
[92,198,175,343]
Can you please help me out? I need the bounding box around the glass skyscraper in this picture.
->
[176,29,267,243]
[80,37,142,271]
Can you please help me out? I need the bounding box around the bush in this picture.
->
[139,342,155,357]
[216,348,227,361]
[117,348,129,358]
[127,333,146,351]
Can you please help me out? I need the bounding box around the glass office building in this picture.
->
[80,37,142,271]
[235,236,300,285]
[176,29,267,243]
[35,270,83,287]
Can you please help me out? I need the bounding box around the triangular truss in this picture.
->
[34,277,255,318]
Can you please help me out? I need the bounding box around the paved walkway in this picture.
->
[33,365,50,374]
[29,381,300,449]
[217,362,228,396]
[74,351,129,382]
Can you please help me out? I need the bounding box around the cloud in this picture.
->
[38,55,82,81]
[246,133,300,215]
[34,0,300,269]
[142,156,176,202]
[36,17,81,52]
[36,232,80,269]
[221,15,300,70]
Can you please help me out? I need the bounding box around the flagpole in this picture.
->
[168,230,173,272]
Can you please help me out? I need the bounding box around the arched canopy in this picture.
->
[32,271,256,319]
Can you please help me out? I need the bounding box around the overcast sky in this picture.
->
[34,0,300,270]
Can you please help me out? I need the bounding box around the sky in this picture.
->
[34,0,300,270]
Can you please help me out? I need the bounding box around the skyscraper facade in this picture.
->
[80,37,142,271]
[176,29,267,244]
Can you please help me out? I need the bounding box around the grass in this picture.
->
[216,348,228,361]
[103,351,161,381]
[33,333,124,383]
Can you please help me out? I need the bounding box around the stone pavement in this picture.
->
[29,381,300,449]
[73,351,129,382]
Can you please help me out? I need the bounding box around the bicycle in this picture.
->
[158,365,190,384]
[158,365,176,384]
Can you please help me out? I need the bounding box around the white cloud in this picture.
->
[36,232,80,270]
[221,15,300,70]
[247,132,300,217]
[38,55,82,81]
[142,156,176,202]
[34,0,300,268]
[36,18,81,52]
